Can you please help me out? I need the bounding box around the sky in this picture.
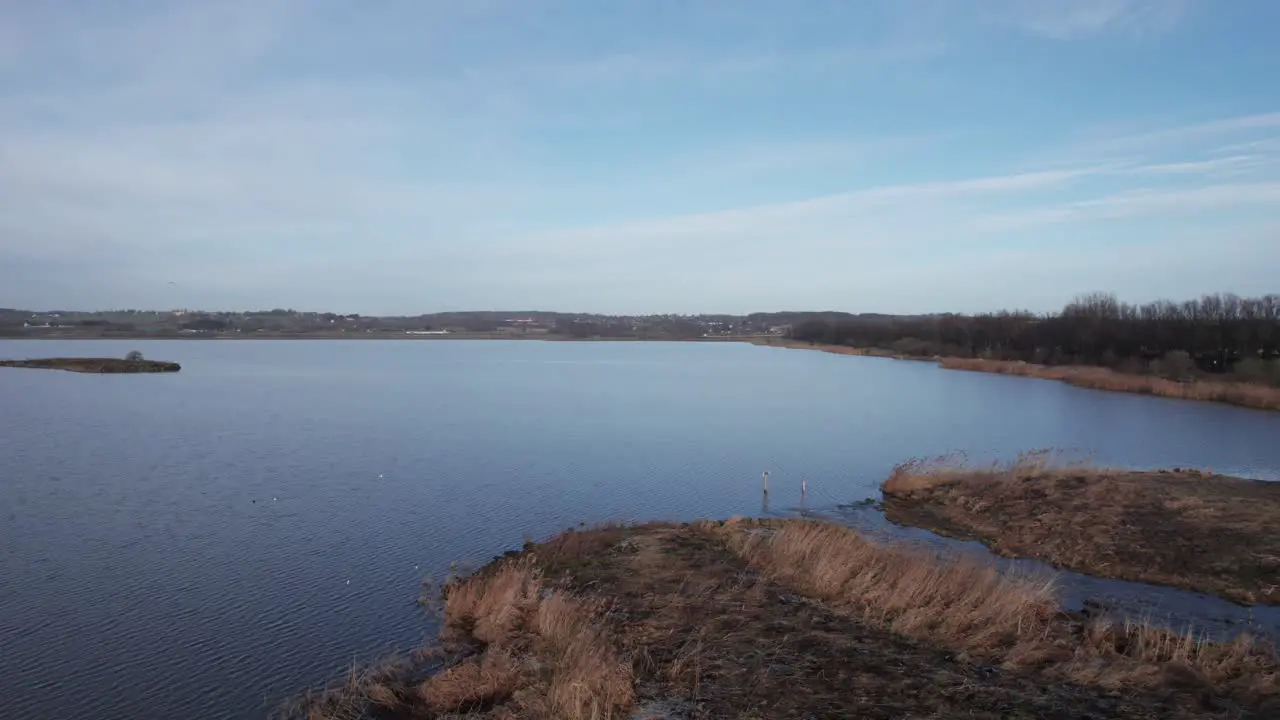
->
[1,0,1278,315]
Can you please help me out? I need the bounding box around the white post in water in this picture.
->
[801,476,807,498]
[762,471,770,495]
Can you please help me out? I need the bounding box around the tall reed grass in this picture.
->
[718,519,1278,694]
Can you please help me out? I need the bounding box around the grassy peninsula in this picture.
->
[0,357,181,373]
[283,518,1277,720]
[881,452,1280,606]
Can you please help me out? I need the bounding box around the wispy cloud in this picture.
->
[986,0,1192,39]
[976,182,1280,232]
[1121,155,1274,177]
[0,0,1274,313]
[490,109,1280,293]
[1070,112,1280,157]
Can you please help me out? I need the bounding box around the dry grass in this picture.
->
[528,522,631,573]
[416,650,524,713]
[1071,620,1275,692]
[280,557,634,719]
[881,452,1280,605]
[274,658,413,720]
[881,449,1093,495]
[434,558,635,718]
[287,522,1278,718]
[938,357,1280,411]
[721,518,1059,659]
[534,592,635,717]
[440,559,543,648]
[716,518,1278,696]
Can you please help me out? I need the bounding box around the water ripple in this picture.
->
[2,338,1278,719]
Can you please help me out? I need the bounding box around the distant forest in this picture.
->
[790,293,1280,385]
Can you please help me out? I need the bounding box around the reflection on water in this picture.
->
[2,338,1279,719]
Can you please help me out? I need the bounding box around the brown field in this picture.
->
[937,357,1280,411]
[881,451,1280,605]
[280,519,1277,719]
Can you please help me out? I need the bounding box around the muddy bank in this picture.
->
[281,520,1277,719]
[881,454,1280,606]
[0,357,181,373]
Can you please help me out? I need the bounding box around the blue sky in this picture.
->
[1,0,1278,314]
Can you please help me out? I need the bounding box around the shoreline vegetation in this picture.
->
[283,517,1279,719]
[0,357,181,373]
[785,292,1280,410]
[881,451,1280,606]
[754,338,1280,411]
[937,357,1280,410]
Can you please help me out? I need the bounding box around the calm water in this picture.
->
[2,339,1279,719]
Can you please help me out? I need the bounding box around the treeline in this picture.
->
[791,293,1280,384]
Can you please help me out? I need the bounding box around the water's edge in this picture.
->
[814,504,1280,642]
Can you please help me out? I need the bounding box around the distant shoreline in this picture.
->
[754,338,1280,412]
[0,333,776,342]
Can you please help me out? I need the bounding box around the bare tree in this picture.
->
[125,350,145,362]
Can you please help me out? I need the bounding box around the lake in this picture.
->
[2,339,1279,719]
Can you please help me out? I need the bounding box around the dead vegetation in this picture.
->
[881,450,1280,605]
[717,517,1060,660]
[937,357,1280,411]
[716,518,1277,697]
[278,557,633,720]
[282,520,1278,719]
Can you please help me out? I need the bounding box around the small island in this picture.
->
[0,356,181,374]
